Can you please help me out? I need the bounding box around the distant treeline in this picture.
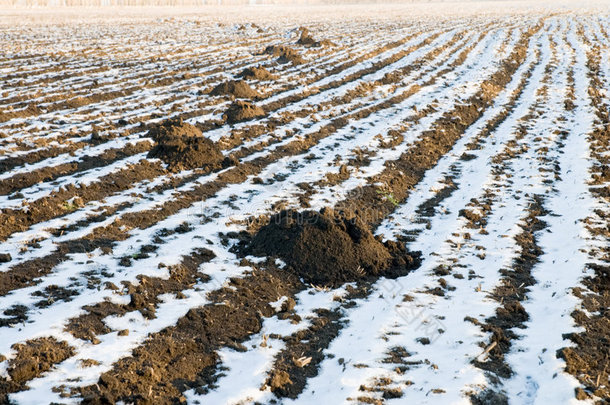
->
[0,0,427,6]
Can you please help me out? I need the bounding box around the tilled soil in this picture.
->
[77,266,303,404]
[558,43,610,402]
[0,338,74,403]
[0,8,607,405]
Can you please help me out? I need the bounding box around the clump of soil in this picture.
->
[296,27,317,46]
[0,337,74,403]
[8,338,74,382]
[296,27,335,48]
[147,118,226,172]
[263,45,305,65]
[209,80,260,99]
[246,208,421,287]
[223,101,266,124]
[238,66,277,81]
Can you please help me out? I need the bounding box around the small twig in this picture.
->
[476,341,497,361]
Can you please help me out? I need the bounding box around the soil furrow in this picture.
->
[0,30,428,175]
[262,26,551,403]
[0,25,476,303]
[0,11,601,405]
[67,24,539,404]
[0,141,152,196]
[0,24,508,400]
[559,39,610,403]
[337,23,543,228]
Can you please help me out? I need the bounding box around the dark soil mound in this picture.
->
[224,101,266,124]
[296,27,335,48]
[263,45,305,65]
[147,119,225,172]
[238,66,276,81]
[210,80,260,99]
[247,209,421,287]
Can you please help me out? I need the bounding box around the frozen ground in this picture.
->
[0,4,608,405]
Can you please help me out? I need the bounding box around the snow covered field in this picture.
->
[0,4,608,404]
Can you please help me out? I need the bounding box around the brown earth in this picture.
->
[558,44,610,402]
[0,104,42,123]
[251,26,542,403]
[65,248,215,342]
[76,266,302,404]
[264,278,377,400]
[459,53,557,390]
[209,80,260,99]
[223,100,266,124]
[0,31,461,291]
[238,66,277,81]
[335,25,540,230]
[0,33,487,395]
[73,210,420,403]
[0,98,386,300]
[0,20,566,405]
[264,44,305,65]
[0,337,74,403]
[266,308,342,397]
[246,208,421,287]
[0,140,152,196]
[1,31,484,394]
[147,118,226,172]
[471,144,548,394]
[261,31,442,112]
[0,143,85,174]
[296,27,335,48]
[0,159,165,243]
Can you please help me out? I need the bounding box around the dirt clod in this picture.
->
[238,66,276,81]
[296,27,335,48]
[0,337,74,403]
[223,100,266,124]
[247,208,421,287]
[209,80,260,99]
[297,27,317,46]
[147,118,225,172]
[264,45,305,65]
[0,253,11,263]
